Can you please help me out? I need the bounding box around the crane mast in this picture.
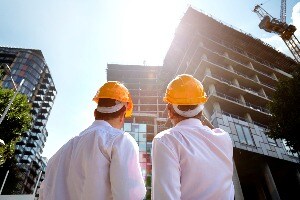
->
[253,2,300,63]
[280,0,286,23]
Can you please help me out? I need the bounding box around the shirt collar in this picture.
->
[175,118,203,127]
[79,120,113,137]
[91,120,113,128]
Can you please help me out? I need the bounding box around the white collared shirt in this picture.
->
[39,120,146,200]
[152,118,234,200]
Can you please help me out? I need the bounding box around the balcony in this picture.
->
[35,120,44,126]
[16,138,27,145]
[37,113,48,120]
[45,95,55,101]
[34,95,44,101]
[26,140,38,147]
[21,155,33,163]
[31,107,39,115]
[37,88,46,95]
[31,132,39,140]
[32,101,41,108]
[201,58,276,94]
[203,74,270,104]
[24,147,35,155]
[15,145,23,154]
[214,91,270,114]
[198,32,291,77]
[42,102,50,107]
[206,90,271,124]
[32,126,43,133]
[200,41,277,86]
[41,107,50,114]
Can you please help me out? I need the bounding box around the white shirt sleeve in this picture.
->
[110,132,146,200]
[152,138,181,200]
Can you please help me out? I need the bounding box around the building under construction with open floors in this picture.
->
[107,64,163,199]
[108,7,300,200]
[0,47,56,195]
[161,7,300,199]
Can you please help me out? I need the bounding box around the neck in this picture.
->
[105,118,123,129]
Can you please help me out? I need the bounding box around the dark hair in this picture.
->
[95,98,126,120]
[167,104,202,120]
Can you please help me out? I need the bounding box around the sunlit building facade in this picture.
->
[107,7,300,200]
[107,64,162,199]
[162,7,300,199]
[0,47,56,194]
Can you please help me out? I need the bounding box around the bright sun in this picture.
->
[120,0,187,65]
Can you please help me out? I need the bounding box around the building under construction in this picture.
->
[107,7,300,200]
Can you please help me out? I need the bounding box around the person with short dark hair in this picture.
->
[39,81,146,200]
[152,74,234,200]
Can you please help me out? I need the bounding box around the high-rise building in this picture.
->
[107,7,300,199]
[160,7,300,199]
[107,64,163,199]
[0,47,57,194]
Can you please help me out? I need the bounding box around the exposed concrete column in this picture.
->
[233,160,244,200]
[232,78,240,87]
[201,54,207,61]
[252,74,260,83]
[247,62,254,69]
[213,102,222,113]
[271,73,278,81]
[223,52,229,58]
[239,94,246,105]
[154,118,157,136]
[205,67,212,76]
[262,162,281,200]
[259,88,267,98]
[244,113,253,123]
[227,65,234,72]
[208,84,217,96]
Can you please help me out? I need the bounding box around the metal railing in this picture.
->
[209,91,271,115]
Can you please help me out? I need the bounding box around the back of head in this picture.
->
[164,74,207,119]
[93,81,133,119]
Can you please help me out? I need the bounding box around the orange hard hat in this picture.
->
[163,74,207,105]
[93,81,133,117]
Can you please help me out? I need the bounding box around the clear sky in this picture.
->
[0,0,299,159]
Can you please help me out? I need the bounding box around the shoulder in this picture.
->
[212,128,231,139]
[153,127,182,150]
[154,127,176,141]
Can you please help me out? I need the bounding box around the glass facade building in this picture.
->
[0,47,56,194]
[123,123,151,186]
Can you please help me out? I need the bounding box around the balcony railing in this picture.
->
[204,55,276,92]
[207,73,267,99]
[209,91,271,115]
[198,32,287,76]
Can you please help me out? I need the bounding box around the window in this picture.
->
[139,124,146,133]
[243,127,254,146]
[235,124,246,144]
[235,124,254,146]
[267,136,277,146]
[124,123,131,132]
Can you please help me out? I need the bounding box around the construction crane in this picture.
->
[253,0,300,63]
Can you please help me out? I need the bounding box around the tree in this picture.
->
[0,87,32,194]
[267,66,300,153]
[0,87,32,165]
